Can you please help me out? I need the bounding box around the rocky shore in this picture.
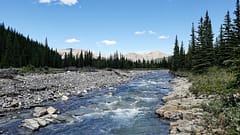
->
[156,77,210,135]
[0,69,145,114]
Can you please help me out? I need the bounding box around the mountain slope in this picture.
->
[58,48,170,61]
[124,51,170,61]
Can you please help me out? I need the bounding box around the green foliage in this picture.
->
[202,95,240,134]
[171,36,180,71]
[189,67,235,95]
[191,12,214,73]
[20,65,36,73]
[0,24,62,68]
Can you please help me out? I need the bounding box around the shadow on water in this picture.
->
[0,70,173,135]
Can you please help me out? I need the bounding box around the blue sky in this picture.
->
[0,0,236,55]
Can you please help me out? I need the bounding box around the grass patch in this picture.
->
[189,67,235,96]
[19,65,64,74]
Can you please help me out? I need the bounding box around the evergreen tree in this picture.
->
[231,0,240,87]
[192,12,214,73]
[172,35,180,71]
[203,11,214,66]
[179,41,185,70]
[192,17,206,73]
[186,23,196,70]
[222,11,235,64]
[233,0,240,44]
[215,25,225,66]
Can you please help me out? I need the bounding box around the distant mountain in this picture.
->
[124,51,170,61]
[58,48,86,56]
[58,49,170,61]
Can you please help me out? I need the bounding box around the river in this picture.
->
[0,70,173,135]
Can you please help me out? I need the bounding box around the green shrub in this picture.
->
[21,65,36,73]
[189,67,235,96]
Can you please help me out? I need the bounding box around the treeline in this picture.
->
[0,23,170,69]
[62,49,170,69]
[0,23,62,68]
[171,0,240,86]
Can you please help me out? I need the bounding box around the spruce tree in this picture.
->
[203,11,214,66]
[216,25,225,66]
[231,0,240,87]
[192,17,206,73]
[172,35,180,71]
[179,41,185,70]
[79,51,84,67]
[233,0,240,43]
[186,23,196,70]
[222,11,235,64]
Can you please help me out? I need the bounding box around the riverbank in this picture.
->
[156,76,209,134]
[0,69,147,114]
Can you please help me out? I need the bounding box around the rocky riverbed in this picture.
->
[0,69,146,114]
[156,77,210,135]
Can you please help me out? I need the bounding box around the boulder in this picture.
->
[10,99,19,107]
[34,118,47,127]
[156,105,178,116]
[47,106,56,114]
[33,107,47,117]
[61,95,69,101]
[163,110,182,120]
[22,119,40,131]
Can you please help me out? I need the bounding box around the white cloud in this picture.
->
[134,31,146,35]
[148,30,156,35]
[158,35,170,39]
[65,38,80,43]
[97,40,117,46]
[39,0,51,3]
[60,0,78,6]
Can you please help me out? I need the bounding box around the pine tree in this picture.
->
[215,25,225,66]
[172,35,180,71]
[186,23,196,70]
[233,0,240,43]
[179,41,185,70]
[192,17,204,73]
[79,51,84,67]
[231,0,240,87]
[203,11,214,66]
[222,11,235,64]
[192,12,214,73]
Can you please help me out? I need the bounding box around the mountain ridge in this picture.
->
[57,48,170,61]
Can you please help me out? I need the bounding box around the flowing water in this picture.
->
[0,70,173,135]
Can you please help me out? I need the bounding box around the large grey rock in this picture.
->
[22,119,40,131]
[10,99,19,107]
[34,118,47,127]
[61,95,69,101]
[33,107,47,117]
[47,106,56,114]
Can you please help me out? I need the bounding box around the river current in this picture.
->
[0,70,173,135]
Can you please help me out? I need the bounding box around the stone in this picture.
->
[34,118,47,127]
[61,95,69,101]
[182,111,194,120]
[47,106,56,114]
[10,99,19,107]
[156,105,178,116]
[212,128,225,135]
[53,115,67,122]
[163,111,182,120]
[22,119,40,131]
[170,122,178,129]
[33,107,47,117]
